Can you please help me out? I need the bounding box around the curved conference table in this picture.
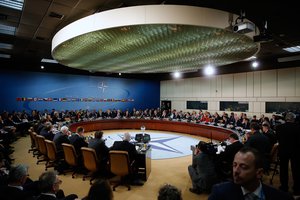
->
[69,119,235,141]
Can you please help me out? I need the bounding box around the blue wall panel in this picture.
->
[0,71,160,112]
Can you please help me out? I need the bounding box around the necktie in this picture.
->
[244,192,259,200]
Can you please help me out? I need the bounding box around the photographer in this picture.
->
[188,141,218,194]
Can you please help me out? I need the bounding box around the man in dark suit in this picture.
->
[36,171,77,200]
[110,132,137,163]
[69,126,88,156]
[245,122,271,170]
[53,126,70,159]
[208,147,294,200]
[216,133,244,180]
[110,132,143,185]
[0,164,34,200]
[88,130,109,167]
[276,112,300,195]
[69,126,88,167]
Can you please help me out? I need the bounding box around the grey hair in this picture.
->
[8,164,28,183]
[60,126,69,133]
[38,171,57,193]
[285,112,296,122]
[123,132,131,141]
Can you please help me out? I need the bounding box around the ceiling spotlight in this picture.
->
[252,61,259,68]
[41,65,44,69]
[204,65,215,76]
[173,71,181,79]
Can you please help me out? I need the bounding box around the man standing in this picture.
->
[276,112,300,196]
[208,147,294,200]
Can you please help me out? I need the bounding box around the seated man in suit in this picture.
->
[88,130,109,167]
[69,126,88,167]
[110,132,143,186]
[0,164,33,200]
[36,171,77,200]
[53,126,71,159]
[215,133,244,180]
[208,147,294,200]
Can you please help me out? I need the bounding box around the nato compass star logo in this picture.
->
[98,81,108,93]
[106,132,198,159]
[148,136,183,154]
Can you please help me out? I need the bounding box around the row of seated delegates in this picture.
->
[0,115,18,166]
[188,141,218,194]
[208,147,294,200]
[0,164,78,200]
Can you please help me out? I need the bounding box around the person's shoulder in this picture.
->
[262,184,294,199]
[212,181,236,189]
[209,181,242,199]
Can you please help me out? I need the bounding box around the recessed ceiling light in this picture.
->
[173,72,181,78]
[204,65,215,76]
[252,61,259,68]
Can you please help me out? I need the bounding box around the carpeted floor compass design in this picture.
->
[103,132,199,160]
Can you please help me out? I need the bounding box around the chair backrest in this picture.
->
[32,132,39,149]
[36,135,47,155]
[109,150,130,176]
[81,147,99,172]
[44,139,57,161]
[270,143,279,163]
[28,130,36,148]
[62,143,78,166]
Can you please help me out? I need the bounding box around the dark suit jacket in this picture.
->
[88,138,109,163]
[110,140,137,162]
[69,134,88,156]
[36,194,57,200]
[0,185,34,200]
[276,122,300,157]
[53,132,70,157]
[245,131,271,157]
[208,181,294,200]
[219,141,244,164]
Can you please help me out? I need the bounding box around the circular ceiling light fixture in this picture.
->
[52,5,259,74]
